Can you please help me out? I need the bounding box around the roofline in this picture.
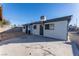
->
[45,15,72,24]
[23,15,72,26]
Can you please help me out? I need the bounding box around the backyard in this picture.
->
[0,27,78,56]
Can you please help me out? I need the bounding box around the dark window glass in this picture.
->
[45,24,55,30]
[34,25,36,29]
[45,24,49,30]
[23,26,25,29]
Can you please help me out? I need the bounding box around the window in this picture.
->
[50,24,54,30]
[45,24,49,30]
[33,25,37,29]
[23,26,25,29]
[45,24,55,30]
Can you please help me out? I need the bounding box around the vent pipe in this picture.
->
[40,16,46,21]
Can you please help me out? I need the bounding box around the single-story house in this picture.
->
[22,15,72,41]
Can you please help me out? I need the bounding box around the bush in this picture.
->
[0,19,10,27]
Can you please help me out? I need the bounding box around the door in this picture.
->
[25,25,28,34]
[40,25,43,35]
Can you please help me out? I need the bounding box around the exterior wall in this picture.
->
[31,24,40,35]
[22,26,26,33]
[24,20,68,40]
[43,21,68,40]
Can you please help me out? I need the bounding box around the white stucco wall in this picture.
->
[32,24,40,35]
[28,20,68,40]
[44,21,68,40]
[22,26,26,33]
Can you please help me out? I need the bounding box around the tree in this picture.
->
[13,24,16,27]
[0,19,10,27]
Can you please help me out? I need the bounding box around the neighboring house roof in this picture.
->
[23,15,72,26]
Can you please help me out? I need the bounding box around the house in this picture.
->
[22,15,72,41]
[68,25,77,31]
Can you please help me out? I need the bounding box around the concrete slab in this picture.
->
[0,35,73,56]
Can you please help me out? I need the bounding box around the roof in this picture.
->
[23,15,72,26]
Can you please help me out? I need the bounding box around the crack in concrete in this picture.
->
[24,44,56,56]
[41,48,56,56]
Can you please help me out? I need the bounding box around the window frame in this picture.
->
[49,24,55,30]
[45,24,50,30]
[45,23,55,30]
[33,25,37,29]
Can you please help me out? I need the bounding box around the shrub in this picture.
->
[0,19,10,27]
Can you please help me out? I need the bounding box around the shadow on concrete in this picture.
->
[0,27,65,46]
[64,41,72,45]
[71,41,79,56]
[0,33,64,46]
[68,31,79,56]
[1,28,77,56]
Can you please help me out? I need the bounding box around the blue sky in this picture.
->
[2,3,79,27]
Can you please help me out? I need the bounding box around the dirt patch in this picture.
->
[0,27,26,41]
[0,32,25,41]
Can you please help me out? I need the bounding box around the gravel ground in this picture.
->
[0,35,73,56]
[68,31,79,45]
[68,31,79,56]
[0,27,25,41]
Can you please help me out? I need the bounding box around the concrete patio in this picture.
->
[0,35,74,56]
